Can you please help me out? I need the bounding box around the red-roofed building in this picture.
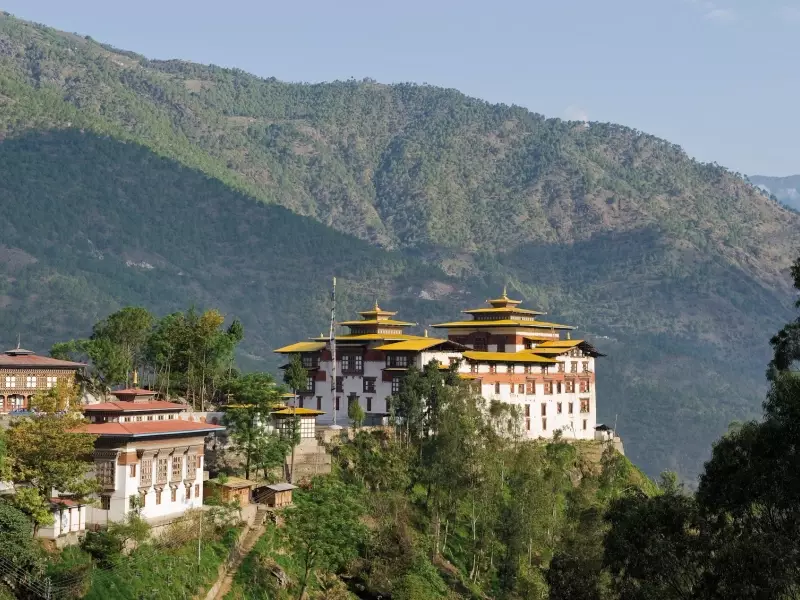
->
[83,388,224,526]
[0,347,85,412]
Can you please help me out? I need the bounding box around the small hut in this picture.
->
[204,476,256,506]
[259,483,298,508]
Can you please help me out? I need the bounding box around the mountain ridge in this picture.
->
[0,11,797,480]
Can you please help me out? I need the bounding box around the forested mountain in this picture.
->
[749,174,800,211]
[0,12,798,480]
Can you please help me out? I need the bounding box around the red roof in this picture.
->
[84,401,186,412]
[0,353,85,368]
[50,498,81,507]
[111,388,158,396]
[78,420,224,437]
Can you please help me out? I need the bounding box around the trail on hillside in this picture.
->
[210,524,265,600]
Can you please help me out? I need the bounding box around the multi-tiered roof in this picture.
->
[432,288,574,332]
[274,302,426,353]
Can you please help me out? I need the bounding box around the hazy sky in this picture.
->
[5,0,799,175]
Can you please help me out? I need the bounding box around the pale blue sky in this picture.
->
[5,0,799,175]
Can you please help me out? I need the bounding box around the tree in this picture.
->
[0,500,43,571]
[603,490,707,600]
[89,307,155,387]
[348,396,365,430]
[4,383,98,530]
[283,477,366,600]
[223,372,283,479]
[283,354,308,483]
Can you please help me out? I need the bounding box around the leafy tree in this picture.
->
[284,477,367,600]
[283,354,308,482]
[0,500,43,571]
[603,490,706,599]
[223,372,283,479]
[348,396,365,430]
[4,383,98,530]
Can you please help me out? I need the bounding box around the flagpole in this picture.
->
[329,277,341,430]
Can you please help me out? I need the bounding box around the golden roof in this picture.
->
[311,333,426,342]
[358,300,398,319]
[526,348,570,356]
[338,318,416,327]
[536,339,583,348]
[462,351,557,364]
[274,341,327,354]
[374,338,455,352]
[272,407,325,416]
[463,307,544,315]
[432,319,574,330]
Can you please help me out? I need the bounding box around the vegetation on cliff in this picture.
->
[0,12,798,479]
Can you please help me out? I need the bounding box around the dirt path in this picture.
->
[211,524,265,600]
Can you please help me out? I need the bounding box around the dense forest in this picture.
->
[0,12,798,479]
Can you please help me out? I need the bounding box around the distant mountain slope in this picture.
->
[749,174,800,211]
[0,12,798,481]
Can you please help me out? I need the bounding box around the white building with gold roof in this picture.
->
[274,302,466,426]
[432,289,604,440]
[275,292,603,440]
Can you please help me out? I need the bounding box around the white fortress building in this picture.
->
[275,291,603,440]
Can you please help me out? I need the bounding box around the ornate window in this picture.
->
[140,459,153,487]
[305,376,314,393]
[494,382,501,394]
[171,456,183,482]
[46,376,57,388]
[391,377,401,394]
[580,398,590,413]
[25,376,36,388]
[570,362,578,373]
[186,454,197,476]
[526,381,535,395]
[582,361,590,373]
[4,375,16,388]
[129,464,137,478]
[97,461,115,489]
[543,382,553,395]
[363,378,376,393]
[156,458,168,484]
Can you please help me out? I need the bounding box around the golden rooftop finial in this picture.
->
[424,329,428,337]
[373,298,380,311]
[502,284,508,298]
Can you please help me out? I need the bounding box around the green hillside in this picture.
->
[0,12,798,480]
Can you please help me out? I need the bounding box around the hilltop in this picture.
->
[0,12,798,479]
[749,174,800,211]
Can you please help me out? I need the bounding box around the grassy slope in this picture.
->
[0,13,797,479]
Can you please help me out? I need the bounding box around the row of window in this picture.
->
[472,361,591,375]
[96,455,201,490]
[99,483,201,511]
[493,380,592,395]
[2,375,59,389]
[524,399,591,416]
[527,417,590,432]
[90,413,178,423]
[301,396,376,412]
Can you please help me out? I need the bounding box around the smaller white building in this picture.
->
[81,388,224,526]
[37,499,87,546]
